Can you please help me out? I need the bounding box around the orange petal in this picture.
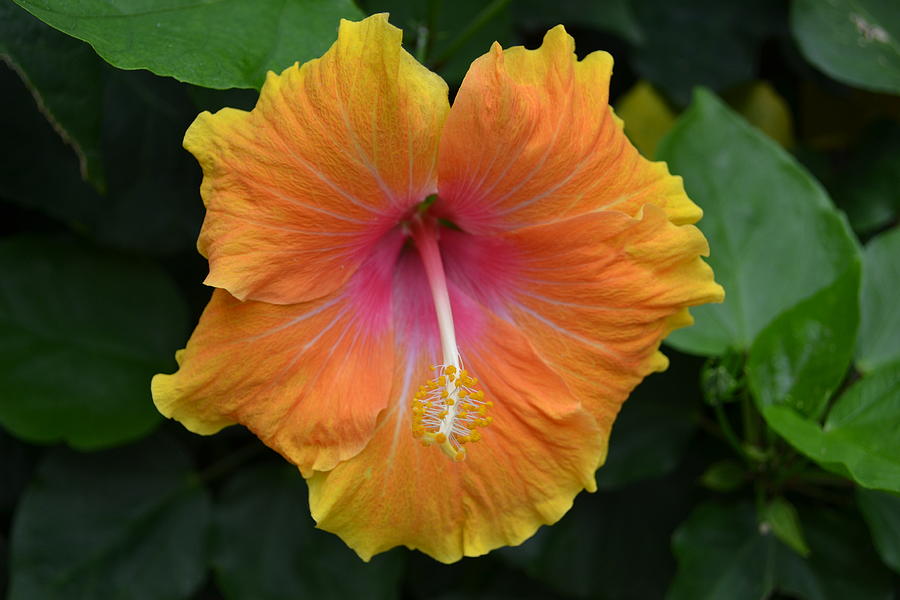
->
[151,287,394,476]
[438,26,699,232]
[502,204,724,434]
[184,14,449,304]
[307,310,603,563]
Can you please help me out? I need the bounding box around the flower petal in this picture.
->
[151,284,394,476]
[184,13,449,304]
[501,204,724,433]
[307,307,603,563]
[437,26,699,232]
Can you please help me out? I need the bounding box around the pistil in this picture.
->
[408,216,491,461]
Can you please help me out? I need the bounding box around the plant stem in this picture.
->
[713,401,749,462]
[740,391,759,447]
[196,442,265,485]
[430,0,511,69]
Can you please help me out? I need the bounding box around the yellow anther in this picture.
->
[409,364,489,460]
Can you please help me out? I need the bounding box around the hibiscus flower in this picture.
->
[152,13,723,563]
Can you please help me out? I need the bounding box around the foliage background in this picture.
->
[2,0,900,598]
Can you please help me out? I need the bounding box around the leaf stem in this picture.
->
[430,0,510,69]
[740,391,759,447]
[196,442,265,485]
[713,401,749,462]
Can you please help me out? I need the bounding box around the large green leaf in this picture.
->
[503,471,694,599]
[658,89,860,356]
[631,0,782,106]
[8,436,211,600]
[775,506,893,600]
[763,359,900,492]
[668,502,777,600]
[598,351,699,489]
[0,430,35,514]
[0,63,203,256]
[212,464,404,600]
[364,0,513,85]
[747,263,860,419]
[832,122,900,235]
[0,64,99,229]
[514,0,644,44]
[89,68,204,255]
[857,488,900,573]
[0,3,104,191]
[792,0,900,94]
[857,226,900,372]
[13,0,363,89]
[0,236,188,449]
[668,501,892,600]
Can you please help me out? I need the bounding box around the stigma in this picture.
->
[408,213,492,461]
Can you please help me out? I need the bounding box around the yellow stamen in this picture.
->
[409,362,492,461]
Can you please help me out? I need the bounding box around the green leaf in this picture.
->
[597,351,698,489]
[0,63,203,256]
[9,435,210,600]
[857,488,900,573]
[857,226,900,372]
[631,0,782,106]
[89,69,204,255]
[699,460,746,492]
[0,64,99,229]
[504,471,693,599]
[764,497,810,557]
[13,0,363,89]
[763,359,900,492]
[365,0,513,85]
[0,3,105,191]
[832,122,900,235]
[658,89,860,356]
[669,501,892,600]
[668,502,778,600]
[212,464,404,600]
[747,263,860,419]
[775,507,893,600]
[0,236,188,449]
[792,0,900,94]
[514,0,644,44]
[0,430,36,514]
